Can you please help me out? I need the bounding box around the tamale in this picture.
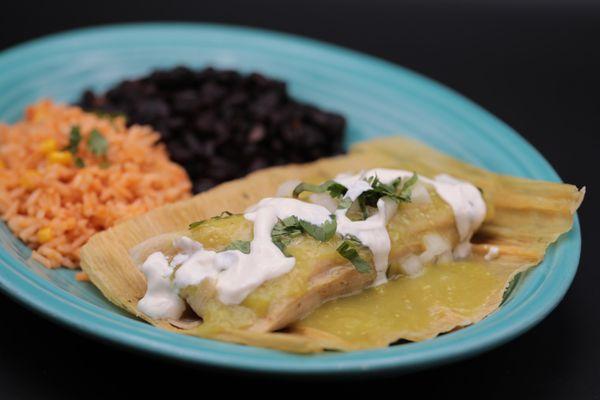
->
[80,136,583,353]
[128,185,467,333]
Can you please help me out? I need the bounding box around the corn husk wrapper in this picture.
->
[80,136,584,353]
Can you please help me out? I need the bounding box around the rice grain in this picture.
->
[0,100,192,268]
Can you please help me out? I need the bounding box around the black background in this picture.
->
[0,0,598,398]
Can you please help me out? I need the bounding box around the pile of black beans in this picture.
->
[79,67,346,193]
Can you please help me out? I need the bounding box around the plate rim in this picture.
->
[0,22,582,374]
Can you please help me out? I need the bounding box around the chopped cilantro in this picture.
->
[65,126,82,154]
[271,214,337,252]
[299,216,337,242]
[87,129,109,156]
[189,211,233,229]
[350,173,419,220]
[223,240,251,254]
[271,216,304,251]
[336,236,371,273]
[337,197,353,209]
[188,221,204,229]
[397,173,418,201]
[293,180,347,199]
[74,157,85,168]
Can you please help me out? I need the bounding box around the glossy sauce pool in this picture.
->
[296,261,503,348]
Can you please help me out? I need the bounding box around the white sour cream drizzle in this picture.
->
[136,168,486,319]
[137,252,186,319]
[335,196,398,285]
[332,169,486,284]
[176,198,332,306]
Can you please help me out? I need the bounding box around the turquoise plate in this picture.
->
[0,23,581,374]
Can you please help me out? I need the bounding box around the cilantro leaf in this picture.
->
[74,157,85,168]
[271,215,337,252]
[299,216,337,242]
[337,197,353,209]
[87,129,109,156]
[65,126,82,154]
[223,240,251,254]
[357,195,370,219]
[293,180,347,199]
[365,176,401,203]
[337,238,371,273]
[188,221,204,229]
[189,211,233,229]
[348,173,420,220]
[271,216,303,250]
[398,173,418,201]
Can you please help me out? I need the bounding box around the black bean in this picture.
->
[79,66,346,193]
[248,157,269,172]
[166,116,186,131]
[247,125,266,143]
[135,98,170,123]
[193,179,215,193]
[198,82,226,105]
[167,141,195,163]
[194,112,217,133]
[172,89,201,114]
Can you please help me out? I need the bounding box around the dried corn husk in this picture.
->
[80,136,584,353]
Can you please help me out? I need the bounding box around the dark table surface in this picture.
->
[0,0,598,398]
